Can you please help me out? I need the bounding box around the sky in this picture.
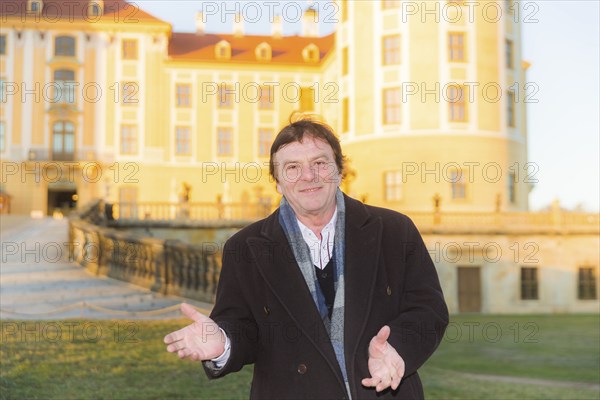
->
[136,0,600,212]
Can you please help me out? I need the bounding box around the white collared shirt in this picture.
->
[296,207,337,270]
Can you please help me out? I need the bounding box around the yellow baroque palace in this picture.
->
[1,0,598,313]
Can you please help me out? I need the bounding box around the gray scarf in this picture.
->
[278,189,349,391]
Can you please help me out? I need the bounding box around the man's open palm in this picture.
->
[361,325,405,392]
[163,303,225,361]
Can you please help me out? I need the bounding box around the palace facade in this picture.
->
[1,0,598,313]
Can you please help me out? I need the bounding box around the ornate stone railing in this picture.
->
[69,200,598,302]
[68,201,243,303]
[107,200,599,234]
[409,210,599,234]
[110,201,274,222]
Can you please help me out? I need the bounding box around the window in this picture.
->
[507,90,515,127]
[384,171,402,201]
[122,39,138,60]
[1,77,7,102]
[28,0,42,12]
[255,43,271,61]
[342,98,349,133]
[450,169,466,199]
[120,125,137,154]
[300,87,315,112]
[0,121,5,153]
[302,44,320,63]
[382,0,401,9]
[383,87,401,125]
[175,126,191,155]
[0,35,6,55]
[521,267,538,300]
[342,47,349,76]
[215,40,231,60]
[259,86,273,110]
[217,127,232,156]
[122,82,138,106]
[52,121,75,161]
[382,35,401,65]
[219,85,233,108]
[448,32,465,62]
[447,85,467,122]
[508,172,517,204]
[506,39,514,69]
[176,84,191,108]
[55,36,75,57]
[89,2,102,17]
[54,69,75,104]
[578,267,597,300]
[258,128,273,157]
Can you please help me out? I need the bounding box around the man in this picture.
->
[164,119,448,399]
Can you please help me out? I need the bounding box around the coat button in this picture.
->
[263,306,270,315]
[387,286,392,295]
[297,364,308,374]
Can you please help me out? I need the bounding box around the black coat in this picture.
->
[204,194,449,399]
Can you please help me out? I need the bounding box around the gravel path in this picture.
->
[0,215,212,319]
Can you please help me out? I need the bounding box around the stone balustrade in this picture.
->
[68,201,242,303]
[69,200,599,302]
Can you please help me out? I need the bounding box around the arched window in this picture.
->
[88,1,104,17]
[27,0,43,13]
[302,44,320,63]
[53,69,75,104]
[55,36,75,57]
[255,42,271,61]
[215,40,231,60]
[52,121,75,161]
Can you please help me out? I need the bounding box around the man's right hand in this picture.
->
[163,303,225,361]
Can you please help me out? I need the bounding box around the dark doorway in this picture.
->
[457,267,481,313]
[47,189,77,215]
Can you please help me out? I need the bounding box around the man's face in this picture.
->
[273,135,341,220]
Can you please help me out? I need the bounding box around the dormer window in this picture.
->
[88,1,104,18]
[302,44,320,63]
[255,42,272,61]
[215,40,231,60]
[27,0,43,13]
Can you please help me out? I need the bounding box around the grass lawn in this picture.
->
[420,314,600,399]
[1,314,598,399]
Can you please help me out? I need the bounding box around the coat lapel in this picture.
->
[245,197,382,394]
[342,196,383,379]
[246,210,346,387]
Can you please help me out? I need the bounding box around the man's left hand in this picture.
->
[361,325,405,392]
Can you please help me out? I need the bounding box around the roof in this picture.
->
[168,32,335,66]
[0,0,169,25]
